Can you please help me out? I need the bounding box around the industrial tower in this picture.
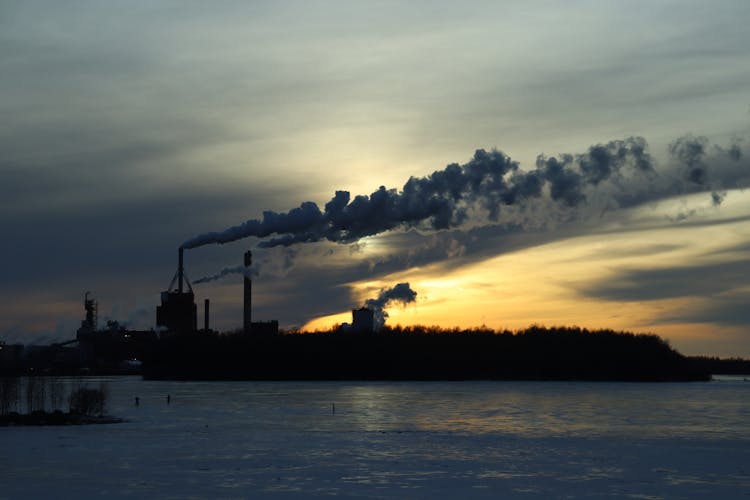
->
[244,250,252,332]
[156,247,198,334]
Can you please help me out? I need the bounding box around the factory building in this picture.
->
[156,247,279,335]
[156,247,197,334]
[244,250,252,332]
[76,291,98,340]
[5,293,162,375]
[243,250,279,335]
[351,307,375,334]
[154,247,277,336]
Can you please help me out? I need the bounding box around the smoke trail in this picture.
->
[364,282,418,329]
[182,137,655,250]
[669,135,709,185]
[193,265,255,284]
[193,247,298,284]
[667,134,745,206]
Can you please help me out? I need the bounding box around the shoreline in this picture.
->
[0,411,123,427]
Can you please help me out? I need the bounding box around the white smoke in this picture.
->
[364,282,418,329]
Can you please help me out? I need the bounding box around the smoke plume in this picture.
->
[182,137,656,250]
[667,134,744,206]
[364,282,418,329]
[183,134,748,258]
[193,247,298,284]
[193,265,255,284]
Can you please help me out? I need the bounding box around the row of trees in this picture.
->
[145,325,710,381]
[688,356,750,375]
[0,377,108,417]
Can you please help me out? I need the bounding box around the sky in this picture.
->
[1,0,749,356]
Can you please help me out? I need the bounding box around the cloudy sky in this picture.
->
[2,0,749,356]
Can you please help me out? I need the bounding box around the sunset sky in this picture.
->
[1,1,749,356]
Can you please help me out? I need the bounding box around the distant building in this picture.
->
[156,290,197,334]
[351,307,374,334]
[242,250,279,336]
[156,247,197,335]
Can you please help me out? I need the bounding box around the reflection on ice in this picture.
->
[1,377,748,498]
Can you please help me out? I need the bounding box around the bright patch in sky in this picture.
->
[307,190,750,356]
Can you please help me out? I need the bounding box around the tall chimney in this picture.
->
[204,299,210,332]
[243,250,252,332]
[178,246,185,294]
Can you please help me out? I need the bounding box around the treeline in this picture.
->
[144,325,710,381]
[687,356,750,375]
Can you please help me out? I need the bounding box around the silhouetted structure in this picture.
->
[244,250,252,332]
[204,299,210,332]
[239,250,279,335]
[156,247,197,334]
[144,325,711,381]
[351,307,374,333]
[75,291,99,362]
[76,291,97,337]
[1,294,158,376]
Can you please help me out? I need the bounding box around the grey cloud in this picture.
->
[560,243,685,264]
[658,291,750,327]
[579,260,749,303]
[0,183,281,298]
[657,214,750,231]
[713,240,750,257]
[251,270,356,328]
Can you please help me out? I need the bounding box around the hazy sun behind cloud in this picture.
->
[305,190,750,356]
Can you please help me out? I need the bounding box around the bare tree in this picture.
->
[25,377,37,413]
[0,378,20,415]
[34,378,46,413]
[48,378,66,412]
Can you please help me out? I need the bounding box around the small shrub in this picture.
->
[69,384,108,417]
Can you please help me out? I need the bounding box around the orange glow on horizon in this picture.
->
[303,192,750,357]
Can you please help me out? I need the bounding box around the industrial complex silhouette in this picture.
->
[2,247,743,381]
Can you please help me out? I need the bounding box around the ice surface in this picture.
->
[1,378,749,498]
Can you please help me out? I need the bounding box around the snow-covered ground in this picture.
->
[2,377,749,498]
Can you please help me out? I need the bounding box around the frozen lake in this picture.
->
[2,377,749,498]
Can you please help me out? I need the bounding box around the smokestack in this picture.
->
[204,299,209,332]
[178,247,184,294]
[243,250,252,332]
